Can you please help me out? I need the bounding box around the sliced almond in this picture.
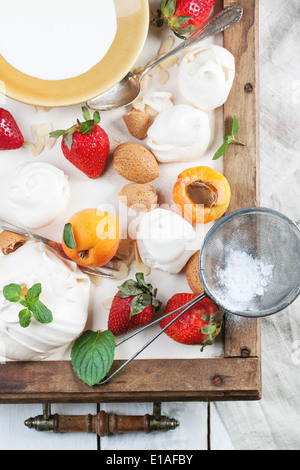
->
[159,55,178,69]
[132,98,145,111]
[86,274,103,286]
[144,105,159,119]
[159,35,175,56]
[31,137,46,157]
[33,123,53,138]
[133,242,151,276]
[148,65,161,78]
[102,298,113,311]
[158,69,170,86]
[141,75,150,92]
[46,136,57,150]
[113,261,129,281]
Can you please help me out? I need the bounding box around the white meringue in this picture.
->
[8,162,70,229]
[0,242,90,361]
[136,208,197,275]
[178,45,235,111]
[146,104,211,163]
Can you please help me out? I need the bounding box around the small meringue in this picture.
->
[178,45,235,112]
[8,162,70,229]
[146,104,211,163]
[136,208,197,275]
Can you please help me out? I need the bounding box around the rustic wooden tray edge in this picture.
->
[0,0,261,404]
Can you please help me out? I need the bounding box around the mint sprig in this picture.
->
[3,283,53,328]
[213,115,245,160]
[71,330,116,386]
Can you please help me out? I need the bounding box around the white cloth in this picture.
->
[216,0,300,450]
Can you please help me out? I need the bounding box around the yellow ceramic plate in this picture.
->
[0,0,149,107]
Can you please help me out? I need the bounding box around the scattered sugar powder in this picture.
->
[217,250,274,312]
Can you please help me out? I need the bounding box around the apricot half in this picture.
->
[173,166,231,224]
[62,209,120,268]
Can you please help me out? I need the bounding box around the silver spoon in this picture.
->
[87,6,243,112]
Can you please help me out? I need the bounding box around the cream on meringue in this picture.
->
[178,45,235,112]
[0,242,90,361]
[136,208,197,275]
[8,162,70,229]
[146,105,211,163]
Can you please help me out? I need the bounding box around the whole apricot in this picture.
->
[173,166,231,224]
[62,209,120,268]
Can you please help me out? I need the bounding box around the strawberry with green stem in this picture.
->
[50,106,110,179]
[160,293,223,350]
[151,0,215,39]
[108,273,162,336]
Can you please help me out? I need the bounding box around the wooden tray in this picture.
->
[0,0,261,404]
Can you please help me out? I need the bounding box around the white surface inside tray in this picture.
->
[0,1,226,361]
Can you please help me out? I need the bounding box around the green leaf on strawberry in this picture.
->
[71,330,115,387]
[151,0,215,39]
[108,273,162,336]
[50,106,102,151]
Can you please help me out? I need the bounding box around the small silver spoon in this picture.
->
[87,6,243,112]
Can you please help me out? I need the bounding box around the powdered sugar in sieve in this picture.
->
[216,249,274,311]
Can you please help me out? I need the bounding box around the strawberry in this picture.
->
[160,293,223,350]
[50,106,110,179]
[0,108,24,150]
[108,273,162,336]
[151,0,215,38]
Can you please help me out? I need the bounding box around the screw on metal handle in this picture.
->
[97,292,207,385]
[140,6,243,79]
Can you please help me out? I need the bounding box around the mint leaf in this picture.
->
[212,115,245,160]
[63,223,77,249]
[71,330,116,387]
[3,284,23,303]
[213,141,229,160]
[26,283,42,303]
[19,308,32,328]
[232,114,239,135]
[30,300,53,324]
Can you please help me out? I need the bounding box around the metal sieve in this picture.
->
[98,207,300,384]
[199,207,300,318]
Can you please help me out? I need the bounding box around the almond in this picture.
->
[123,109,152,140]
[119,183,158,212]
[0,231,26,255]
[113,142,159,183]
[185,251,204,294]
